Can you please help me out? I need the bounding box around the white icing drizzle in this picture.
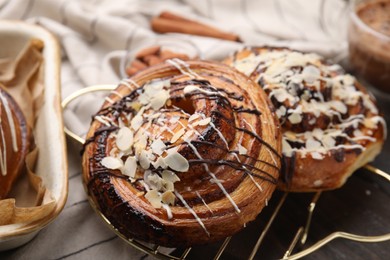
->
[243,118,278,167]
[195,191,214,214]
[0,92,18,152]
[232,151,263,192]
[166,59,198,78]
[183,85,217,96]
[111,90,124,99]
[162,203,173,219]
[122,78,140,89]
[175,190,210,236]
[186,140,241,213]
[0,125,7,176]
[172,58,199,78]
[95,115,116,127]
[105,97,115,104]
[209,121,229,149]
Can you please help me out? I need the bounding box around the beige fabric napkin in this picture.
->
[0,0,348,259]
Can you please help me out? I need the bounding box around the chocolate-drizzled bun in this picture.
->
[82,60,281,247]
[224,47,386,192]
[0,87,31,199]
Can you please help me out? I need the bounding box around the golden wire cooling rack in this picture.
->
[62,85,390,260]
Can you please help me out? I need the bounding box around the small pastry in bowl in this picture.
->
[0,86,31,199]
[82,60,281,247]
[224,47,386,192]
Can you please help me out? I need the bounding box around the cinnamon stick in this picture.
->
[151,11,241,42]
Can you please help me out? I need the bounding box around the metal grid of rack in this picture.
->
[87,164,389,259]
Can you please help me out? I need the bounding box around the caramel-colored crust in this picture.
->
[82,61,281,247]
[224,46,386,192]
[0,88,30,199]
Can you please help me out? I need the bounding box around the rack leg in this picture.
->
[300,191,322,245]
[248,192,288,260]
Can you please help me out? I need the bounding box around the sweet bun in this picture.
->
[0,87,31,199]
[224,46,386,192]
[82,60,281,246]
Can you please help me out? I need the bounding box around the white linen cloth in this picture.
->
[0,0,348,259]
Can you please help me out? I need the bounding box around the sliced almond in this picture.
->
[276,106,286,119]
[306,137,322,150]
[134,134,148,156]
[152,156,167,169]
[182,130,194,141]
[169,116,180,124]
[163,180,174,192]
[188,113,201,122]
[122,156,137,178]
[150,89,170,110]
[193,117,211,126]
[131,114,143,131]
[101,156,123,170]
[151,138,167,155]
[145,190,162,208]
[161,170,180,183]
[161,190,176,205]
[282,138,293,157]
[330,100,347,114]
[170,128,185,143]
[146,173,164,190]
[116,127,134,152]
[288,113,302,124]
[322,135,336,148]
[139,150,151,169]
[163,151,189,172]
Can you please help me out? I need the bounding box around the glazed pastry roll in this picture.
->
[82,60,281,247]
[0,87,31,199]
[224,47,386,192]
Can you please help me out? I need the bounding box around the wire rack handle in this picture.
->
[283,165,390,260]
[61,85,117,145]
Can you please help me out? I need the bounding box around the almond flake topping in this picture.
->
[188,113,201,122]
[139,150,151,169]
[192,117,211,126]
[162,191,176,205]
[152,156,167,169]
[170,128,186,143]
[145,190,162,208]
[306,137,322,150]
[282,138,293,157]
[322,135,336,148]
[116,127,134,152]
[151,138,166,155]
[146,173,164,190]
[150,89,170,110]
[161,170,180,183]
[163,151,189,172]
[131,114,143,131]
[122,156,137,178]
[169,116,180,124]
[101,156,123,170]
[288,113,302,124]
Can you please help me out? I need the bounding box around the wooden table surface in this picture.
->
[172,80,390,259]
